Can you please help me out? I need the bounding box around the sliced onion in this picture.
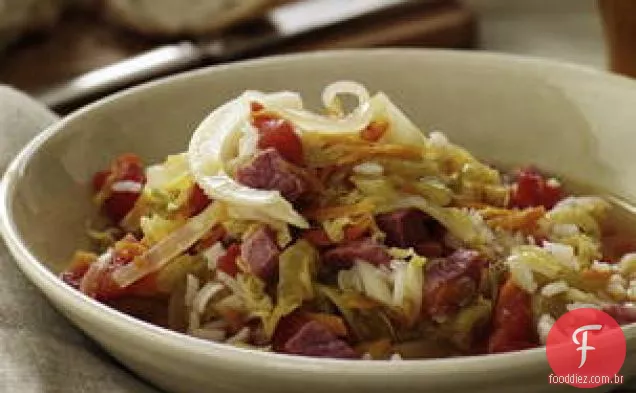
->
[321,80,371,116]
[80,248,113,297]
[193,282,224,314]
[263,81,374,134]
[404,259,423,317]
[112,203,222,287]
[185,273,200,307]
[392,261,407,307]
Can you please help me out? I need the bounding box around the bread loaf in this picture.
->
[104,0,283,37]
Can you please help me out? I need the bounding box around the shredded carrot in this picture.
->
[303,199,376,221]
[69,251,98,269]
[481,206,546,233]
[361,120,388,142]
[334,144,423,166]
[115,235,148,260]
[303,133,366,147]
[250,102,264,112]
[579,269,612,284]
[303,312,348,337]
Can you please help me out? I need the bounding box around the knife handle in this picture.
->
[37,41,203,110]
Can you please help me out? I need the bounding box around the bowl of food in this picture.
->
[1,49,635,393]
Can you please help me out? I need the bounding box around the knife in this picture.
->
[36,0,426,111]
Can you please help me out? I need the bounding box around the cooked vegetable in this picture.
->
[63,81,636,361]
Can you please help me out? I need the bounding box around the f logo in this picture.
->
[572,324,603,368]
[546,309,626,388]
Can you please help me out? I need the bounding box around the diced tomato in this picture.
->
[488,279,537,353]
[252,114,304,165]
[193,225,227,253]
[95,154,146,223]
[61,253,95,289]
[510,167,564,209]
[102,193,141,224]
[64,235,161,301]
[96,272,159,301]
[186,183,211,217]
[92,170,110,193]
[303,228,334,247]
[109,153,145,184]
[361,121,388,142]
[217,243,241,277]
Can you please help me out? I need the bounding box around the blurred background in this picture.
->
[0,0,622,113]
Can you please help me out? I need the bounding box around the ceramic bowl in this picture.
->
[1,49,635,393]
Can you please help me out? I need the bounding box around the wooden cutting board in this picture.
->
[0,0,476,98]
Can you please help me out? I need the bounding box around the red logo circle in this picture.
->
[546,308,626,388]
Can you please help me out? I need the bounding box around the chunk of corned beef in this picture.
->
[322,238,390,269]
[282,321,357,359]
[603,304,636,325]
[235,148,308,202]
[424,249,485,318]
[240,226,280,280]
[376,208,430,248]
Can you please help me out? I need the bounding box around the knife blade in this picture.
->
[36,0,425,111]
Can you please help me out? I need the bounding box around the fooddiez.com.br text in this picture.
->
[548,374,624,385]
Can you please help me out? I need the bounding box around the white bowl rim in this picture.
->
[1,48,635,379]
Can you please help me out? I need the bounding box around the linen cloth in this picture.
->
[0,86,161,393]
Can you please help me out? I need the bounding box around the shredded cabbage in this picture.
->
[354,261,393,305]
[236,273,273,321]
[322,216,353,243]
[156,254,206,293]
[264,240,317,336]
[544,196,610,238]
[146,153,191,191]
[140,214,186,245]
[506,245,566,293]
[448,297,492,351]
